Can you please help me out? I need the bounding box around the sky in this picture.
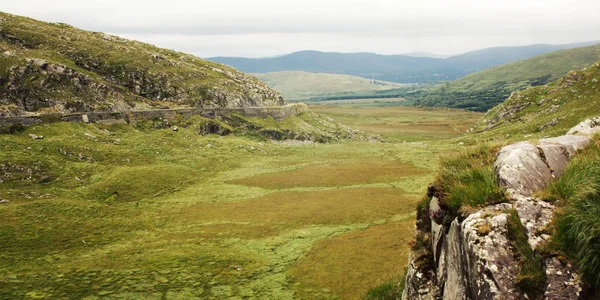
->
[2,0,600,58]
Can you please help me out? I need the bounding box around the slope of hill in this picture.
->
[253,71,404,100]
[408,43,600,111]
[0,12,283,116]
[468,60,600,138]
[207,42,598,84]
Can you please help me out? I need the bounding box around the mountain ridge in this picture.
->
[207,41,600,84]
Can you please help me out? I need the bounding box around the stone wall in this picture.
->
[0,104,309,129]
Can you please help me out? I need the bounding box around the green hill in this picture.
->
[0,12,283,116]
[466,60,600,139]
[408,43,600,111]
[253,71,404,101]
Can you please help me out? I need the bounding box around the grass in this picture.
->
[0,11,282,115]
[253,71,404,101]
[543,137,600,290]
[0,107,480,299]
[434,144,506,222]
[506,209,546,299]
[408,44,600,111]
[310,105,483,142]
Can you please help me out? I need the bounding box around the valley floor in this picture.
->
[0,106,481,299]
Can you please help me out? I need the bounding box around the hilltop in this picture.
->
[207,42,598,84]
[0,12,283,116]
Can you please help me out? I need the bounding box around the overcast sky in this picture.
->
[3,0,600,58]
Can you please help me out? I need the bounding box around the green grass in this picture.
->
[253,71,405,101]
[0,11,282,115]
[0,107,479,299]
[506,209,546,299]
[433,144,506,222]
[543,138,600,290]
[407,44,600,111]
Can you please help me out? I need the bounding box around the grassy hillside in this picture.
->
[408,43,600,111]
[0,12,282,116]
[467,60,600,140]
[253,71,404,101]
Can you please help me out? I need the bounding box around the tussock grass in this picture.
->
[545,137,600,290]
[434,144,505,221]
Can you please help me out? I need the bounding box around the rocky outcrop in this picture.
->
[0,12,284,116]
[403,117,599,299]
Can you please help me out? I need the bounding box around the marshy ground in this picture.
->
[0,105,481,299]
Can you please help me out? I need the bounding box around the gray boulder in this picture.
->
[494,142,552,197]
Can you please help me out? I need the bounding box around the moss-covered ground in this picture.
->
[0,107,481,299]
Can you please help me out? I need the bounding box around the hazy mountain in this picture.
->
[207,42,599,84]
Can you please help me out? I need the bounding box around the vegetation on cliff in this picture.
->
[0,12,283,116]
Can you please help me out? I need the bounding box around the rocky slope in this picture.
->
[0,12,283,116]
[403,118,599,299]
[472,61,600,138]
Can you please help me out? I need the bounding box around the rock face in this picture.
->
[403,117,599,300]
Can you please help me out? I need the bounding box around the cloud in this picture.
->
[2,0,600,57]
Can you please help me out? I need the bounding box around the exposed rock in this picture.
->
[442,219,468,300]
[539,135,591,158]
[462,204,519,300]
[28,134,44,140]
[172,126,178,132]
[544,257,582,299]
[430,196,445,264]
[403,118,600,300]
[513,197,555,249]
[536,143,569,178]
[0,199,10,204]
[494,142,552,197]
[566,116,600,135]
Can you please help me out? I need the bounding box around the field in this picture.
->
[253,71,406,101]
[0,107,482,299]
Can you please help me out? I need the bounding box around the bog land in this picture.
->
[0,106,482,299]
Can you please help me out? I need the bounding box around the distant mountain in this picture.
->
[207,42,599,84]
[444,41,600,73]
[407,43,600,111]
[209,51,455,83]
